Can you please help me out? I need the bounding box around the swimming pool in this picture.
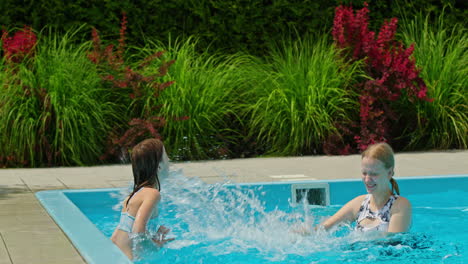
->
[36,173,468,264]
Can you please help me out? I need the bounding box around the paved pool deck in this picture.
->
[0,150,467,264]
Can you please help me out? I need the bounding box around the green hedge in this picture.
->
[1,0,465,55]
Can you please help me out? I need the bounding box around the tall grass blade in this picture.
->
[243,35,362,155]
[400,12,467,149]
[0,26,120,166]
[135,37,252,160]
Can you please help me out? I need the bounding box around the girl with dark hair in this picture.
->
[111,138,173,259]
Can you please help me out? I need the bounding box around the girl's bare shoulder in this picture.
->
[140,187,161,201]
[393,196,411,212]
[351,194,368,205]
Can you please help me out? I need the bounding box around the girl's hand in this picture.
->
[152,225,175,246]
[291,223,312,236]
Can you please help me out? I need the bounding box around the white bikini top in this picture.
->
[116,188,159,233]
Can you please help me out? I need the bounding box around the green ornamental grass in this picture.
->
[135,37,251,160]
[244,36,362,155]
[400,13,467,149]
[0,60,39,166]
[0,27,119,166]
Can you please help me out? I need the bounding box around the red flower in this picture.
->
[1,26,37,63]
[417,87,427,99]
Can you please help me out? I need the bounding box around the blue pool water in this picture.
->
[37,173,468,264]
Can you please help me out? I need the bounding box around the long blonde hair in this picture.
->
[361,142,399,195]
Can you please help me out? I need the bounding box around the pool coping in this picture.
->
[35,174,468,264]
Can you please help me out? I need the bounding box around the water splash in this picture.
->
[158,169,361,260]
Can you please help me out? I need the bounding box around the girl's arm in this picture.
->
[320,195,365,230]
[294,195,365,235]
[132,189,161,233]
[387,197,412,233]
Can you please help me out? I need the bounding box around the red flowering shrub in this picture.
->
[88,14,175,103]
[331,2,432,152]
[89,13,180,162]
[101,117,164,161]
[1,26,37,63]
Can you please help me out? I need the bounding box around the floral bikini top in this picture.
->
[356,194,398,232]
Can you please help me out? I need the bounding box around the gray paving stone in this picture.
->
[0,191,32,204]
[0,212,55,233]
[107,180,132,188]
[0,193,33,205]
[19,175,67,191]
[0,203,46,217]
[3,230,84,264]
[0,233,12,264]
[0,176,29,193]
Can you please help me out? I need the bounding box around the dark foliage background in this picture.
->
[1,0,466,56]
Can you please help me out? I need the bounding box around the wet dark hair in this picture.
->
[126,138,165,207]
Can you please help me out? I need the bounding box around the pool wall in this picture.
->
[233,175,468,209]
[36,175,468,263]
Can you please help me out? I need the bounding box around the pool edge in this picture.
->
[35,189,132,264]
